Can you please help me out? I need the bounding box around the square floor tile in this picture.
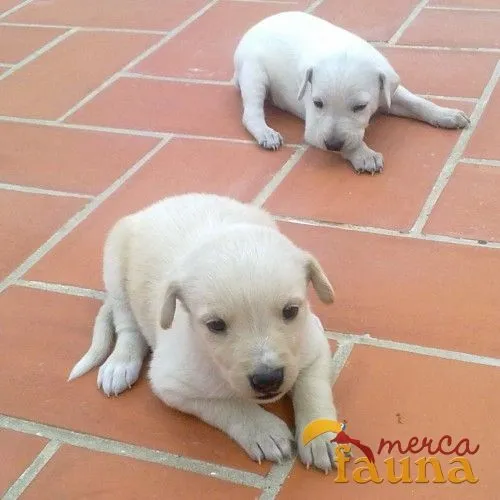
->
[0,25,65,64]
[0,122,158,194]
[0,190,86,279]
[22,445,261,499]
[279,345,496,499]
[424,163,500,242]
[68,77,304,143]
[27,137,294,289]
[5,0,210,31]
[0,31,159,119]
[381,47,498,98]
[400,9,500,48]
[279,222,500,357]
[313,0,420,41]
[134,1,296,81]
[0,429,47,497]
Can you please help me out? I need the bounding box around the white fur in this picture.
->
[69,193,338,471]
[234,11,470,173]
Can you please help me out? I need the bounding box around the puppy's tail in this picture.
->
[68,300,114,381]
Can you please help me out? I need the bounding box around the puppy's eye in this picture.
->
[206,319,227,333]
[352,103,367,112]
[282,305,299,321]
[313,99,323,109]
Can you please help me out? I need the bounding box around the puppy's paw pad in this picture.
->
[298,431,337,473]
[236,414,294,463]
[258,128,283,151]
[97,358,142,396]
[350,149,384,174]
[434,108,470,129]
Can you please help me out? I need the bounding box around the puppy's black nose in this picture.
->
[325,139,344,151]
[249,367,284,394]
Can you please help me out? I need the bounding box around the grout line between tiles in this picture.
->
[2,440,61,500]
[0,114,169,137]
[0,114,303,146]
[0,27,78,81]
[259,462,296,500]
[259,339,354,499]
[0,0,35,20]
[329,342,354,385]
[173,133,301,148]
[426,5,500,12]
[275,215,500,248]
[230,0,298,4]
[410,60,500,234]
[388,0,429,45]
[0,415,267,490]
[461,157,500,167]
[372,42,500,53]
[121,72,233,86]
[0,21,169,34]
[325,331,500,367]
[305,0,326,13]
[16,279,105,300]
[252,146,308,207]
[57,0,220,122]
[418,94,478,103]
[0,182,94,199]
[0,136,171,294]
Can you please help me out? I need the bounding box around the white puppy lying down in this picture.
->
[69,193,339,471]
[234,11,470,173]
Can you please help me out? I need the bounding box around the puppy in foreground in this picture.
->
[69,194,338,471]
[234,11,470,173]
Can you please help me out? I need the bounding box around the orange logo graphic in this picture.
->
[301,419,479,485]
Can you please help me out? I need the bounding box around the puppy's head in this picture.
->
[159,225,334,403]
[298,53,400,153]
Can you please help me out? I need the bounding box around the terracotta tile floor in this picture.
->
[0,0,498,498]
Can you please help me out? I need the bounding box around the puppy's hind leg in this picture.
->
[388,86,470,129]
[97,219,148,396]
[97,298,148,396]
[237,61,283,150]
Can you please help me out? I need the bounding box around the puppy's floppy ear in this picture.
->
[304,253,334,304]
[298,67,313,101]
[378,65,400,109]
[160,281,181,330]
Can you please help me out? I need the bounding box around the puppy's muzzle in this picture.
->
[249,366,284,397]
[324,139,344,152]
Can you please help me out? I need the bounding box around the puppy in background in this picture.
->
[69,193,338,471]
[234,11,470,173]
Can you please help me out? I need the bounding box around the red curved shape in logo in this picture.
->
[332,430,375,463]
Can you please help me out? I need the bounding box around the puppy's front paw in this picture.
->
[433,108,470,129]
[345,146,384,174]
[233,412,294,464]
[97,355,143,396]
[257,127,283,151]
[298,431,337,473]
